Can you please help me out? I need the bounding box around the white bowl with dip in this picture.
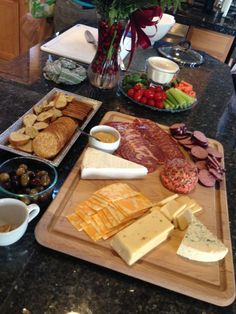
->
[89,125,121,154]
[146,56,179,85]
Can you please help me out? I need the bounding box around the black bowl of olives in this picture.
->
[0,157,58,204]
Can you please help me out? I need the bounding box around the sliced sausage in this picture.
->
[207,146,223,161]
[195,160,208,171]
[191,145,208,160]
[192,130,208,147]
[198,169,216,187]
[169,123,187,136]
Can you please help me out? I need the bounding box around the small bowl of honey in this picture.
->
[89,125,121,154]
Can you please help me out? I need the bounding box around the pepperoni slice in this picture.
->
[198,169,216,187]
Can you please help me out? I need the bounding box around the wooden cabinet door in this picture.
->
[0,0,20,60]
[186,26,234,62]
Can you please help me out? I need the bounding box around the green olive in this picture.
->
[20,196,30,205]
[37,170,48,177]
[16,167,26,176]
[40,174,51,187]
[20,174,30,187]
[0,172,10,182]
[18,164,28,171]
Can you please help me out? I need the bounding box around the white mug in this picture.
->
[0,198,40,246]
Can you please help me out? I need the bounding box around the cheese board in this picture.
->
[35,111,235,306]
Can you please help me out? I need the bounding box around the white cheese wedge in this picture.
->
[111,208,174,266]
[174,208,193,231]
[81,147,148,179]
[177,216,228,262]
[160,199,186,222]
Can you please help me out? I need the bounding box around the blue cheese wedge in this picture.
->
[81,147,148,179]
[111,208,174,266]
[177,216,228,262]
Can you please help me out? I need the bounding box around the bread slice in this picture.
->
[37,111,53,122]
[33,121,49,131]
[25,126,39,139]
[17,140,33,153]
[54,92,68,109]
[23,114,37,127]
[9,132,30,146]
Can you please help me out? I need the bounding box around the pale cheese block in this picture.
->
[160,199,186,222]
[111,208,174,266]
[81,147,148,179]
[191,203,203,214]
[173,208,193,230]
[177,216,228,262]
[175,195,196,209]
[157,194,179,206]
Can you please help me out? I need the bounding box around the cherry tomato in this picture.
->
[154,92,163,101]
[144,89,155,99]
[140,96,147,104]
[127,88,135,98]
[133,91,142,102]
[155,86,163,93]
[147,99,155,107]
[155,100,164,109]
[133,83,143,91]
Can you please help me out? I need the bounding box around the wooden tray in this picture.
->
[35,111,235,306]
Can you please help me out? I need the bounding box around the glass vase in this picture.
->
[87,18,124,89]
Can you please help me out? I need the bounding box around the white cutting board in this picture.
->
[41,24,131,64]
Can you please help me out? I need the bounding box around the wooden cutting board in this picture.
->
[35,111,235,306]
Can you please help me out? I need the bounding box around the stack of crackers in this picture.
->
[66,183,154,241]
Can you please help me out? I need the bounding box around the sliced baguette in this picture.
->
[23,113,37,127]
[9,132,30,146]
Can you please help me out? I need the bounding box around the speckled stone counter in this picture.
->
[174,4,236,36]
[0,44,235,314]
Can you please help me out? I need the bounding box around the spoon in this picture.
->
[84,30,98,49]
[79,128,101,142]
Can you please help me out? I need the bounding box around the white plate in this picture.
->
[41,24,131,64]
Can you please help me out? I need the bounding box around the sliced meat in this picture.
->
[192,130,208,147]
[169,123,187,136]
[198,169,216,187]
[172,134,190,140]
[195,160,208,171]
[160,158,198,194]
[191,145,208,160]
[207,146,223,161]
[207,155,222,170]
[208,168,224,181]
[178,137,194,146]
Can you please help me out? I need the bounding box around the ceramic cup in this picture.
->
[89,125,121,154]
[0,198,40,246]
[146,56,179,85]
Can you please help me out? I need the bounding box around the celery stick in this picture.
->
[166,90,179,107]
[173,88,196,105]
[168,88,186,107]
[164,99,175,109]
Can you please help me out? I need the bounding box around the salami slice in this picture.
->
[192,130,208,147]
[207,147,223,161]
[195,160,208,171]
[198,169,216,187]
[208,168,224,181]
[191,145,208,160]
[169,123,187,136]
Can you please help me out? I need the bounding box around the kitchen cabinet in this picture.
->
[186,26,234,62]
[0,0,53,61]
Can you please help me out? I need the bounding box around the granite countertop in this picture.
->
[174,4,236,36]
[0,43,236,313]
